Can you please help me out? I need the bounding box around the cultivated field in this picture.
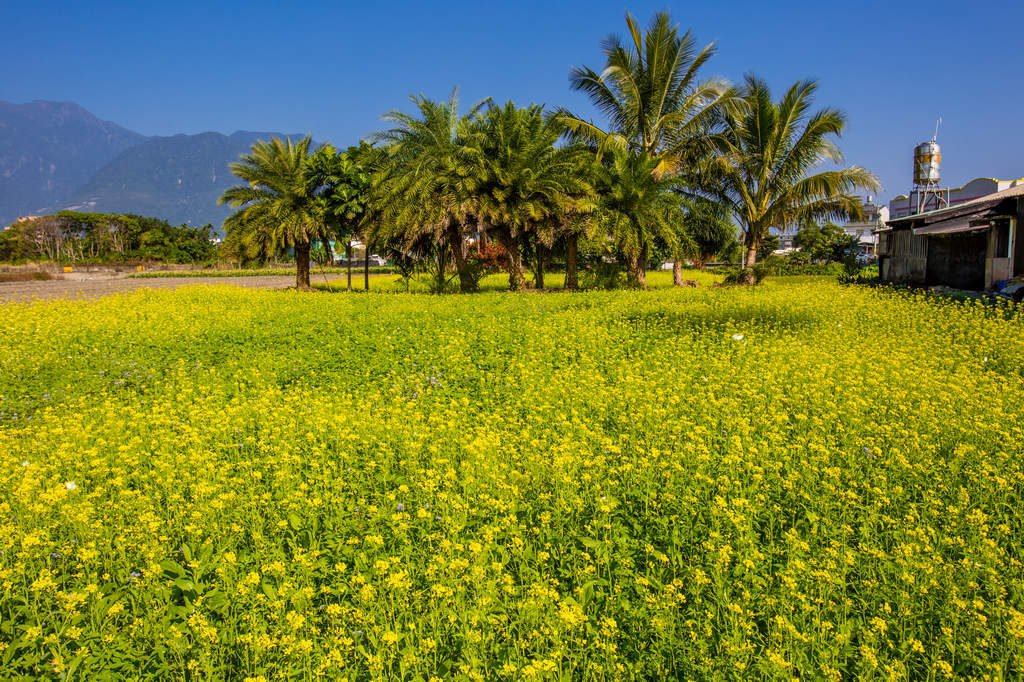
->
[1,280,1022,680]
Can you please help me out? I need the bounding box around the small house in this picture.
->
[876,184,1023,291]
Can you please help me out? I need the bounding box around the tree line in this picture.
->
[220,11,879,292]
[0,212,216,264]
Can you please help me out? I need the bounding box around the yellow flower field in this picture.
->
[1,280,1022,680]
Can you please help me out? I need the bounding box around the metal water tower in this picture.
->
[911,119,949,214]
[914,141,941,186]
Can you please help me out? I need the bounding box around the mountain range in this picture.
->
[0,100,300,228]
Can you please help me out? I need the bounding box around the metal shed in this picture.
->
[877,184,1024,290]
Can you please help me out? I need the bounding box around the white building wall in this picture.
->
[844,200,888,255]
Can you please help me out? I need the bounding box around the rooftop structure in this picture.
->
[890,177,1024,219]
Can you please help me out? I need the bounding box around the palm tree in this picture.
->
[349,142,387,291]
[371,89,487,293]
[305,143,373,290]
[556,11,734,287]
[709,76,880,270]
[219,136,323,290]
[559,154,603,290]
[463,102,595,291]
[557,11,733,173]
[659,195,738,284]
[559,207,597,291]
[681,197,737,271]
[598,151,683,288]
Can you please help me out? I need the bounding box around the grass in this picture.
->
[0,271,54,283]
[1,280,1022,680]
[129,267,724,291]
[312,268,723,293]
[130,266,396,279]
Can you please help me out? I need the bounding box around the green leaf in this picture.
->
[173,578,196,594]
[159,560,186,578]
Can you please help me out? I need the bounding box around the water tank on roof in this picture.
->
[914,141,941,186]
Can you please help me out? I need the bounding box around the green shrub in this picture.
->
[718,266,768,285]
[580,262,626,290]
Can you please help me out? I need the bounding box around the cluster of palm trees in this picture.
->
[219,11,879,292]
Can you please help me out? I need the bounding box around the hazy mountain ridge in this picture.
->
[0,101,145,224]
[0,101,301,228]
[56,130,303,228]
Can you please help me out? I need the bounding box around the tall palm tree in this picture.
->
[557,11,734,285]
[598,151,683,288]
[557,11,734,173]
[709,76,880,270]
[463,102,595,291]
[371,89,487,293]
[219,136,323,290]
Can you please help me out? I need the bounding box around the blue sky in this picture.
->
[2,0,1021,202]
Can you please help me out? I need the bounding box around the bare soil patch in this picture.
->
[0,273,355,303]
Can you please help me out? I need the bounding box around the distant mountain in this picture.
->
[0,100,145,225]
[54,131,302,229]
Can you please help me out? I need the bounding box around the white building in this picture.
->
[767,197,887,257]
[844,197,889,256]
[769,226,799,253]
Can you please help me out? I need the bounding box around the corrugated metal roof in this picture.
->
[912,218,988,236]
[887,183,1024,226]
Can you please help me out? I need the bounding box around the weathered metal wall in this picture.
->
[1015,215,1024,278]
[988,222,1009,287]
[879,229,928,283]
[926,231,988,290]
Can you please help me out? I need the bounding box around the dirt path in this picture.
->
[0,273,362,303]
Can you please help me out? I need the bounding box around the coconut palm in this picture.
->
[556,11,734,173]
[219,136,323,290]
[371,89,487,293]
[708,76,880,270]
[557,11,734,286]
[463,102,596,291]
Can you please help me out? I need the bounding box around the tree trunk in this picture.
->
[673,259,683,286]
[295,241,311,291]
[534,244,545,290]
[450,233,474,293]
[319,237,334,288]
[632,242,648,289]
[346,240,353,290]
[505,236,525,291]
[565,233,578,290]
[364,243,370,291]
[434,243,449,294]
[626,253,640,286]
[745,246,757,268]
